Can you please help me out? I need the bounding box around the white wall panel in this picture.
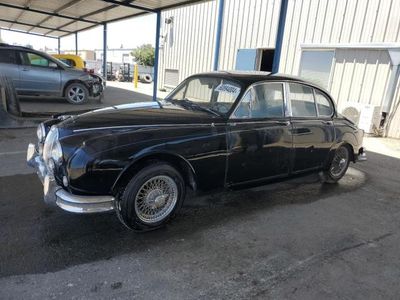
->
[218,0,280,70]
[280,0,400,75]
[159,0,217,88]
[329,49,391,110]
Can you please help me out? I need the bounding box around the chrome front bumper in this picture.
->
[27,143,115,213]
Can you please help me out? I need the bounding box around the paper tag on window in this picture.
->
[215,83,240,96]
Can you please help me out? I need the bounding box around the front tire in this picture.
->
[65,82,89,104]
[116,162,186,231]
[322,145,351,183]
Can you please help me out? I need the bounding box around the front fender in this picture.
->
[111,150,197,195]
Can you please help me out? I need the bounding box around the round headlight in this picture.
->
[37,124,46,143]
[43,126,61,164]
[51,140,63,164]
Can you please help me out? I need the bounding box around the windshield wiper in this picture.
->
[167,99,221,116]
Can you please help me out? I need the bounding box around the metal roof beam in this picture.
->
[0,27,58,39]
[99,0,157,13]
[57,9,150,39]
[44,0,139,36]
[0,3,100,25]
[10,0,33,29]
[43,4,119,36]
[28,0,84,32]
[0,18,72,33]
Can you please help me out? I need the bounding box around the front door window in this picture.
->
[20,52,53,68]
[233,82,285,119]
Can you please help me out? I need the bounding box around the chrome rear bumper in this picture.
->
[27,143,115,213]
[356,147,367,162]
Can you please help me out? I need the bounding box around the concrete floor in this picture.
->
[19,81,155,114]
[0,126,400,299]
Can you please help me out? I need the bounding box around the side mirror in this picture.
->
[49,62,58,69]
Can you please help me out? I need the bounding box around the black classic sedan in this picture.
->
[27,71,366,230]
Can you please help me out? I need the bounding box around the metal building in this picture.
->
[158,0,400,138]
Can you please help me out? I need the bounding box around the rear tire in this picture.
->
[116,162,186,231]
[65,82,89,104]
[322,145,351,183]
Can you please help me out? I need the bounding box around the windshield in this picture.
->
[166,76,242,115]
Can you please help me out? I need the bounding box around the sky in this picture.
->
[0,13,156,52]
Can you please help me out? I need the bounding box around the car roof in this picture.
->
[191,70,328,93]
[0,43,35,51]
[0,43,64,64]
[194,70,307,85]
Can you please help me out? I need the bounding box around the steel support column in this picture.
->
[213,0,225,71]
[152,10,161,102]
[272,0,288,73]
[57,38,60,54]
[102,23,107,82]
[75,32,78,55]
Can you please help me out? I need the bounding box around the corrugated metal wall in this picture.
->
[159,0,281,83]
[159,0,400,137]
[218,0,280,70]
[159,0,218,87]
[329,49,392,111]
[278,0,400,137]
[279,0,400,75]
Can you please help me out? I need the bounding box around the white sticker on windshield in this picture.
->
[215,83,240,96]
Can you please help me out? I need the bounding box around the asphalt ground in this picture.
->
[19,83,153,114]
[0,127,399,299]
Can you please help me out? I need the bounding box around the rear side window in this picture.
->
[0,49,16,64]
[289,83,317,117]
[315,90,333,117]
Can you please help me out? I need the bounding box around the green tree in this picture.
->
[131,44,155,66]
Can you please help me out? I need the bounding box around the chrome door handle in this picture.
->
[276,121,290,126]
[322,120,333,125]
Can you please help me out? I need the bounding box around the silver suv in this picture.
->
[0,44,104,104]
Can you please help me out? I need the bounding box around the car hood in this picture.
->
[58,101,223,132]
[62,67,86,75]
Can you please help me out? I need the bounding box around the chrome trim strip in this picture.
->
[55,189,115,204]
[73,123,224,133]
[357,152,367,161]
[56,198,114,214]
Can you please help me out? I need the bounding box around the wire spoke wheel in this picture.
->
[330,147,349,177]
[134,175,178,224]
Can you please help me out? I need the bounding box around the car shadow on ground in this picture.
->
[0,158,369,277]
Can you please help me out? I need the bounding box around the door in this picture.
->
[227,82,292,185]
[17,51,61,95]
[288,83,335,172]
[0,49,19,86]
